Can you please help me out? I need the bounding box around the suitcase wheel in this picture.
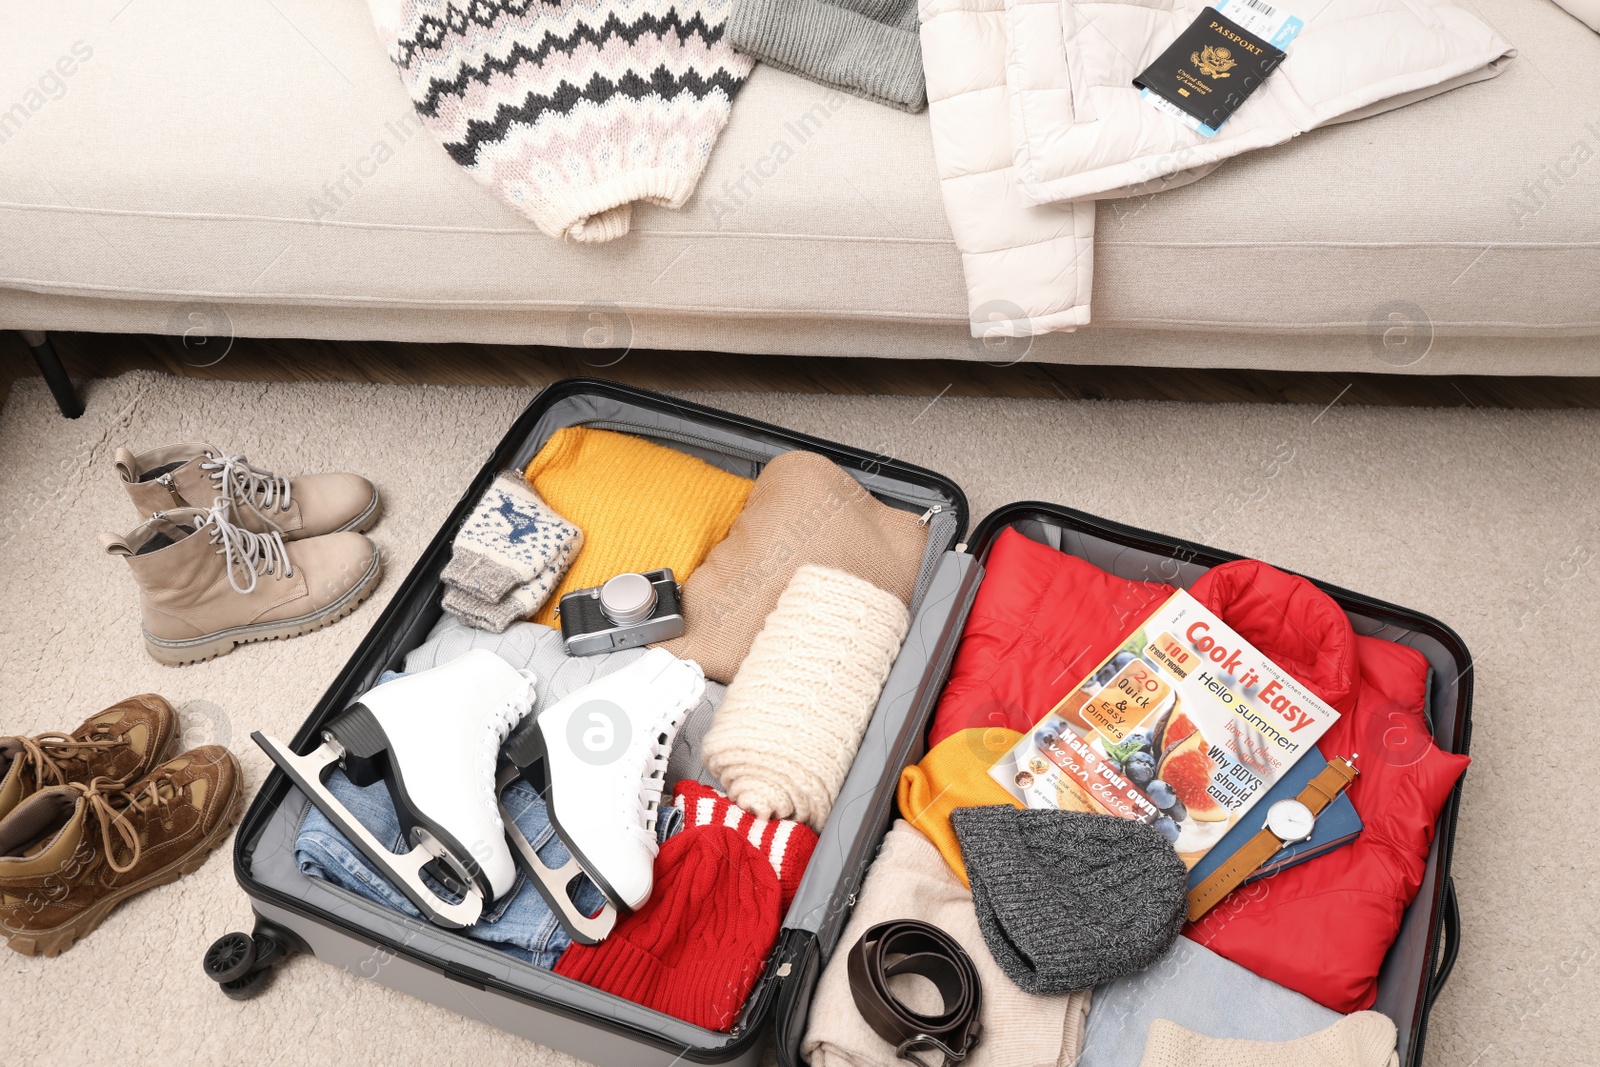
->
[203,931,257,984]
[204,926,293,999]
[219,967,275,1001]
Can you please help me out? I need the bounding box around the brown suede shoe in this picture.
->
[116,443,381,539]
[0,695,179,821]
[0,745,241,956]
[105,504,382,665]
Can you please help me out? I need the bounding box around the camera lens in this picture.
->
[598,573,657,626]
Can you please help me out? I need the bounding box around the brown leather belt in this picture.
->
[846,920,983,1067]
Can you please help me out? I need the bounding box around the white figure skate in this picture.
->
[499,648,705,943]
[254,649,535,928]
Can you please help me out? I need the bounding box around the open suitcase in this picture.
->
[217,378,1470,1067]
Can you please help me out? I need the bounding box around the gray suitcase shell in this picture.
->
[228,379,969,1065]
[226,381,1467,1067]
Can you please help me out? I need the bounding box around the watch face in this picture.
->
[1265,799,1316,843]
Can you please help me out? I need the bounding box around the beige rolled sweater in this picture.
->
[701,565,909,830]
[657,449,928,684]
[803,820,1090,1067]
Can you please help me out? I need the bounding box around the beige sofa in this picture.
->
[1,0,1597,378]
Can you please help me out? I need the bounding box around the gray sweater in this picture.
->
[728,0,926,113]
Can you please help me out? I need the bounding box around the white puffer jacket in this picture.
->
[921,0,1514,336]
[921,0,1097,336]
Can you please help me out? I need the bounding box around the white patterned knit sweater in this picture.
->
[366,0,753,242]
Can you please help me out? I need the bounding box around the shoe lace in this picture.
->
[199,451,293,521]
[483,673,537,829]
[79,771,183,875]
[634,704,690,838]
[184,501,295,595]
[4,731,122,789]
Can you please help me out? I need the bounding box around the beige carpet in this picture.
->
[1,370,1593,1067]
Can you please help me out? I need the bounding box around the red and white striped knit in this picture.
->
[674,780,817,911]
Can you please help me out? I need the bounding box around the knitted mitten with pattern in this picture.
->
[441,472,582,632]
[702,564,910,830]
[367,0,754,243]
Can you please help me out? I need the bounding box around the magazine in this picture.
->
[989,588,1341,866]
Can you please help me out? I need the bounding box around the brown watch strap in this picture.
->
[1299,756,1360,817]
[847,920,983,1066]
[1185,755,1360,923]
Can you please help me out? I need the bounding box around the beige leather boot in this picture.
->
[104,504,382,665]
[116,443,380,539]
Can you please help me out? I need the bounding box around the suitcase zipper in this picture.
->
[910,510,959,608]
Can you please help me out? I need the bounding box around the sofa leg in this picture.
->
[17,330,83,418]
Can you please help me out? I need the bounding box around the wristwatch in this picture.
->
[1185,754,1360,922]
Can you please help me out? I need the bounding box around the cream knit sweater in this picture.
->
[1140,1013,1399,1067]
[702,564,909,830]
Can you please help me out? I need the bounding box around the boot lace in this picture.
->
[482,673,537,830]
[199,451,293,522]
[4,732,122,790]
[79,771,184,875]
[179,501,295,595]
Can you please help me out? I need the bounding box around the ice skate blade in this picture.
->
[253,730,484,929]
[497,765,617,945]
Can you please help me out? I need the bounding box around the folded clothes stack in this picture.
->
[813,523,1471,1066]
[1079,935,1341,1067]
[289,433,922,1031]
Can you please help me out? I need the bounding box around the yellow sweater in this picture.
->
[898,727,1025,886]
[523,427,754,626]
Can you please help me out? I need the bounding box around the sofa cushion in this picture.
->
[1548,0,1600,31]
[0,0,1595,366]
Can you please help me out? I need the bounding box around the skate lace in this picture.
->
[635,704,690,837]
[6,732,121,789]
[200,451,293,520]
[79,771,182,875]
[187,501,295,595]
[482,673,537,829]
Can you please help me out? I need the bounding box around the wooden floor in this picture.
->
[6,330,1600,411]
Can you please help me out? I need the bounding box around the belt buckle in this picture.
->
[895,1033,971,1067]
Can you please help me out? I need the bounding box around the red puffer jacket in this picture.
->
[929,527,1470,1012]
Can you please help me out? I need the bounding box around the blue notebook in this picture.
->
[1186,753,1362,890]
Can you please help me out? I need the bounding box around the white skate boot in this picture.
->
[500,648,705,943]
[254,649,535,928]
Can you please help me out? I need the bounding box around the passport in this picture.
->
[1134,8,1287,135]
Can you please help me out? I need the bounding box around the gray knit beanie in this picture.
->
[950,806,1188,994]
[728,0,926,113]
